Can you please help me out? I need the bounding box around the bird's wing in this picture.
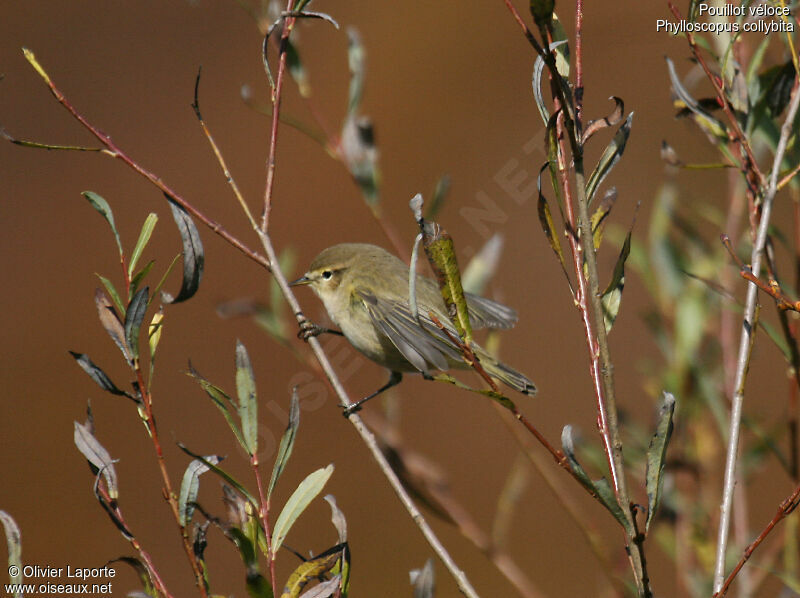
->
[357,290,463,373]
[465,293,518,330]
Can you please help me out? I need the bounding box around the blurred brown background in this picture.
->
[1,2,792,597]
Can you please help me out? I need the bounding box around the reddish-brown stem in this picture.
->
[261,1,296,233]
[501,0,546,57]
[574,0,584,131]
[25,55,270,272]
[713,483,800,597]
[95,482,173,598]
[251,460,278,597]
[134,365,209,596]
[667,2,765,191]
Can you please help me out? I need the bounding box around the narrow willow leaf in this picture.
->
[430,373,517,411]
[96,274,126,316]
[186,366,248,452]
[74,420,119,499]
[346,27,365,115]
[601,228,632,333]
[286,40,310,98]
[109,557,157,598]
[591,188,618,249]
[178,455,222,527]
[268,388,300,501]
[425,174,450,220]
[95,288,130,362]
[665,58,727,141]
[83,191,122,257]
[582,97,624,144]
[148,309,164,358]
[124,286,149,361]
[532,40,569,125]
[561,426,633,534]
[536,164,572,292]
[130,260,156,299]
[69,351,130,398]
[272,464,334,557]
[128,213,158,279]
[163,197,204,304]
[281,553,340,598]
[298,576,341,598]
[645,392,676,532]
[585,112,634,204]
[0,510,23,591]
[420,218,472,343]
[324,495,347,543]
[177,443,258,507]
[235,340,258,456]
[462,234,503,295]
[550,13,570,78]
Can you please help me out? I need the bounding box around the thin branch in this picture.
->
[713,79,800,592]
[16,48,271,273]
[260,0,296,233]
[193,68,259,232]
[713,481,800,597]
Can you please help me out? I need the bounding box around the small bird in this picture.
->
[291,243,536,414]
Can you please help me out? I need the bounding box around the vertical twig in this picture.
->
[261,0,296,233]
[713,79,800,592]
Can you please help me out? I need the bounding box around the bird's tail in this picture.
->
[477,350,537,397]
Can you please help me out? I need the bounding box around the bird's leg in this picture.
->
[297,318,344,341]
[343,371,403,417]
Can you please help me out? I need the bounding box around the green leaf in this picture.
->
[665,58,727,142]
[532,41,568,126]
[128,213,158,279]
[148,310,164,359]
[0,510,23,593]
[69,351,131,398]
[235,340,259,456]
[178,455,222,527]
[268,388,300,501]
[426,174,451,221]
[163,197,204,304]
[286,40,310,98]
[537,164,571,289]
[585,112,634,204]
[83,191,122,257]
[186,365,248,451]
[96,274,126,316]
[272,464,334,557]
[124,286,149,361]
[601,227,632,333]
[94,288,130,363]
[591,188,618,249]
[74,420,119,499]
[130,260,156,298]
[561,426,633,534]
[177,443,258,506]
[281,552,340,598]
[645,392,676,532]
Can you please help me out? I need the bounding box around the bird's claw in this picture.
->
[297,319,326,341]
[341,403,362,418]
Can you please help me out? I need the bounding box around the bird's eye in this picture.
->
[322,270,333,280]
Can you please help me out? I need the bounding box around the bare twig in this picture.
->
[713,79,800,592]
[16,49,271,272]
[713,481,800,597]
[260,0,296,233]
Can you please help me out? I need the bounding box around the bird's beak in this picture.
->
[289,274,311,287]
